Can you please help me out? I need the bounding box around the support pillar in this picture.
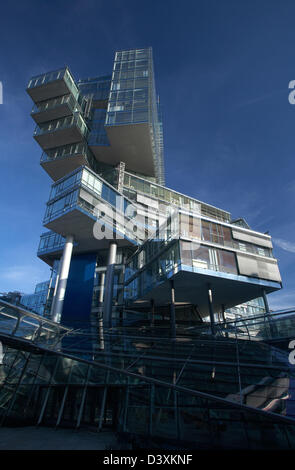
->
[170,279,176,338]
[51,235,74,323]
[221,303,228,337]
[50,259,62,320]
[99,272,106,305]
[103,242,117,329]
[262,288,276,337]
[262,289,270,314]
[207,284,215,335]
[221,304,226,323]
[150,298,155,327]
[98,271,106,350]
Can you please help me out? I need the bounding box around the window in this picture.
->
[239,242,247,252]
[218,250,237,274]
[257,247,266,257]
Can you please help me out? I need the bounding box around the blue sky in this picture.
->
[0,0,295,309]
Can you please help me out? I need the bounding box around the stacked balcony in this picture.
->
[27,66,88,168]
[31,94,78,124]
[37,231,66,265]
[34,112,88,150]
[40,142,93,181]
[42,166,146,252]
[27,67,79,103]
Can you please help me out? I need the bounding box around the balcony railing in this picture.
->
[179,229,274,259]
[28,67,67,88]
[27,67,79,101]
[0,299,70,349]
[123,171,231,223]
[40,142,87,163]
[31,93,78,115]
[43,167,147,245]
[37,231,66,256]
[34,113,88,138]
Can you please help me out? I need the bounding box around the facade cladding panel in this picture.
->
[62,253,97,327]
[236,253,282,283]
[231,229,273,249]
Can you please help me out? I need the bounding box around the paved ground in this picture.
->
[0,426,129,450]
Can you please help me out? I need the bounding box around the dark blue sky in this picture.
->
[0,0,294,309]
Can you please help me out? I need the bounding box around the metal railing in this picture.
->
[27,67,67,88]
[34,113,88,139]
[27,67,79,100]
[214,308,295,341]
[37,231,66,256]
[31,93,77,114]
[0,300,71,350]
[1,299,295,440]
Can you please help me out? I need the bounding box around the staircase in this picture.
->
[1,299,295,449]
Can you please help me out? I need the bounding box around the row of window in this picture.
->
[179,215,272,258]
[106,110,149,125]
[108,99,148,112]
[43,142,86,160]
[38,232,65,253]
[49,169,82,200]
[125,242,180,299]
[123,173,203,213]
[180,241,238,275]
[114,59,149,70]
[112,69,149,81]
[111,77,149,91]
[45,190,78,221]
[115,49,150,62]
[35,113,87,137]
[109,89,148,102]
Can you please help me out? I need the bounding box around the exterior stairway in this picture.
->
[1,299,295,449]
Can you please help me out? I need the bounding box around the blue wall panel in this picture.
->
[61,253,96,328]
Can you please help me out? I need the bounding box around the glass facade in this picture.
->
[124,209,277,303]
[123,171,230,223]
[87,108,109,146]
[27,67,79,100]
[179,213,274,258]
[38,231,66,255]
[43,166,147,244]
[107,49,151,125]
[106,48,165,185]
[180,240,238,274]
[34,112,88,140]
[1,301,295,449]
[225,297,266,320]
[20,280,55,317]
[78,75,111,102]
[31,93,79,117]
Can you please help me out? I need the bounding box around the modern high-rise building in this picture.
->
[2,48,295,450]
[25,47,282,332]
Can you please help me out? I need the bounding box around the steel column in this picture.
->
[170,280,176,338]
[103,242,117,329]
[207,284,216,335]
[51,235,74,323]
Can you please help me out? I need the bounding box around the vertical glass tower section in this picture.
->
[106,47,165,184]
